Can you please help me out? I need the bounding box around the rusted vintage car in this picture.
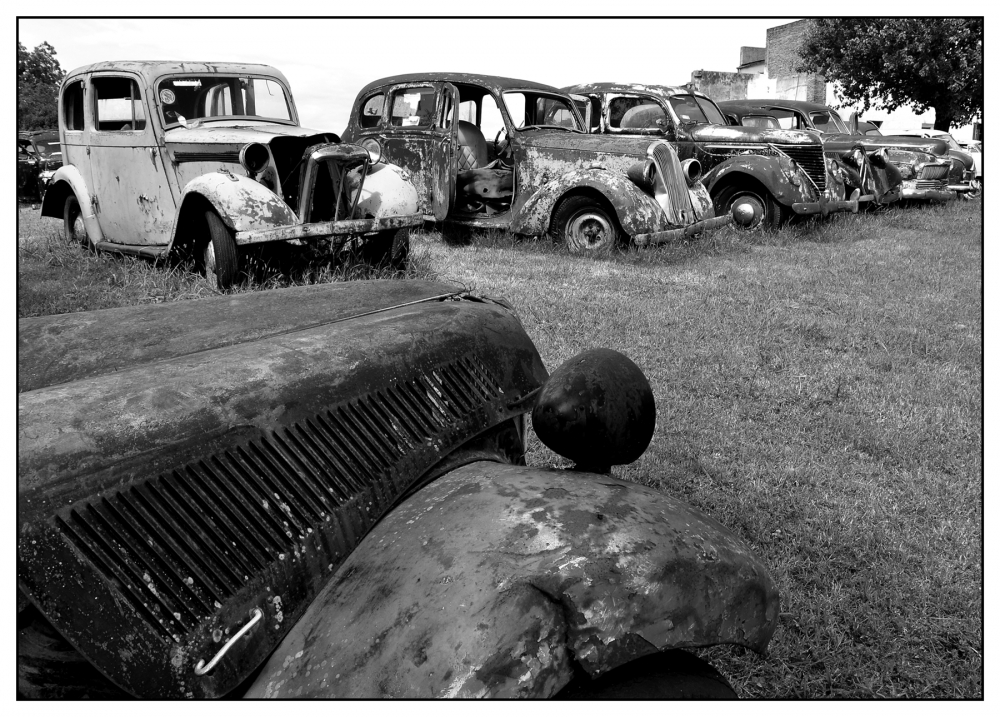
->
[564,83,883,230]
[883,129,980,197]
[719,100,955,202]
[18,281,778,699]
[18,130,62,202]
[40,62,424,289]
[341,73,730,253]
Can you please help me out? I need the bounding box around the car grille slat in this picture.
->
[33,353,513,697]
[775,145,826,192]
[919,165,949,180]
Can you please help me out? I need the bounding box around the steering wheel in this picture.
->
[493,126,510,158]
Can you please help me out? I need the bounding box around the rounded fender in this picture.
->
[704,155,817,206]
[246,461,779,698]
[39,165,104,244]
[179,172,298,234]
[509,167,668,239]
[353,162,419,219]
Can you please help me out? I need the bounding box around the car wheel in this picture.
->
[715,185,787,231]
[63,195,90,248]
[202,210,240,291]
[551,195,619,254]
[361,227,410,270]
[555,650,737,700]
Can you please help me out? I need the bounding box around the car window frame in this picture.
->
[90,73,149,134]
[154,72,298,129]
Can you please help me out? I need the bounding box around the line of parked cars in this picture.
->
[17,60,976,700]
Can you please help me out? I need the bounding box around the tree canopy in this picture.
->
[18,41,65,131]
[798,18,983,132]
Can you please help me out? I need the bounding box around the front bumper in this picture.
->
[234,213,423,246]
[899,182,956,201]
[791,189,869,216]
[632,214,732,247]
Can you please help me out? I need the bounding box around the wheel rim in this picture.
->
[72,212,86,240]
[729,192,766,229]
[565,210,614,252]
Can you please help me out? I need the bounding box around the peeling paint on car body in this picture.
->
[40,61,424,265]
[343,73,727,247]
[246,462,778,698]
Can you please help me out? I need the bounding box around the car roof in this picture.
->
[355,72,566,98]
[718,99,836,114]
[563,82,713,103]
[63,62,289,87]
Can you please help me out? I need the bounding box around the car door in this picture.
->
[87,72,176,246]
[368,82,459,222]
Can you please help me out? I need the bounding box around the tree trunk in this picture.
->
[933,107,954,132]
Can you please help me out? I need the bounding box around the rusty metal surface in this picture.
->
[234,213,422,245]
[632,214,731,247]
[182,172,299,232]
[19,294,547,698]
[18,280,462,393]
[246,462,778,698]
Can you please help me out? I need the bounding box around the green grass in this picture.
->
[18,200,982,698]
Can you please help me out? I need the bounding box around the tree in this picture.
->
[798,19,983,132]
[18,41,65,130]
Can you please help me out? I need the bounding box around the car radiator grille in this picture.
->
[650,142,694,226]
[919,164,950,180]
[33,354,507,697]
[775,145,826,192]
[915,179,948,190]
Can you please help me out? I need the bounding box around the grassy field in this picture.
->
[18,201,982,698]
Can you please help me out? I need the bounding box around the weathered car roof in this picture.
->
[718,99,836,114]
[563,82,713,103]
[356,72,566,98]
[63,61,290,88]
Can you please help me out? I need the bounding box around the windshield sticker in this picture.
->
[159,89,176,105]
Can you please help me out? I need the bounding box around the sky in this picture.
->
[17,17,787,134]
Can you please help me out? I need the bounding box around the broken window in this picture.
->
[63,80,85,131]
[390,87,436,128]
[92,77,146,132]
[360,94,384,128]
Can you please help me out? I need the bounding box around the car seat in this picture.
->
[457,120,488,171]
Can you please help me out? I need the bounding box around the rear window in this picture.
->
[63,80,85,131]
[359,93,384,128]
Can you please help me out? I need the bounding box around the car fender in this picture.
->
[39,165,104,243]
[246,461,779,699]
[509,167,668,238]
[704,155,816,206]
[353,162,420,219]
[177,172,299,235]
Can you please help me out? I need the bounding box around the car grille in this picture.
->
[919,164,949,180]
[650,141,694,226]
[774,145,826,192]
[915,179,948,190]
[43,353,506,697]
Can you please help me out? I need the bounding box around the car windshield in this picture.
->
[156,75,293,127]
[809,110,849,133]
[501,91,583,132]
[740,115,781,129]
[668,94,727,125]
[939,134,962,150]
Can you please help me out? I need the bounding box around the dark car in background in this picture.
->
[564,83,875,230]
[885,128,979,197]
[719,99,955,202]
[17,130,62,202]
[342,73,730,254]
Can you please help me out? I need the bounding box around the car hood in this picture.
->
[164,122,336,146]
[822,133,950,156]
[517,129,652,158]
[687,123,823,147]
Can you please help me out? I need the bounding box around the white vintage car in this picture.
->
[41,62,423,289]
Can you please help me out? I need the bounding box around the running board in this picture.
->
[93,241,168,259]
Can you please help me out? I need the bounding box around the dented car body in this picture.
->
[19,281,778,698]
[40,62,423,288]
[565,83,873,230]
[342,73,729,252]
[719,100,954,202]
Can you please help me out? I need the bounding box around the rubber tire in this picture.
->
[202,210,239,291]
[715,184,788,231]
[555,650,737,700]
[63,195,89,248]
[550,194,619,254]
[361,227,410,270]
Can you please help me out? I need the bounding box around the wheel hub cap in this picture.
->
[568,212,612,250]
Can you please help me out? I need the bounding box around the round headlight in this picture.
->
[360,138,382,164]
[239,143,270,174]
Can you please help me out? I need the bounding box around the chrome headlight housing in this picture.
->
[239,142,270,175]
[359,137,382,164]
